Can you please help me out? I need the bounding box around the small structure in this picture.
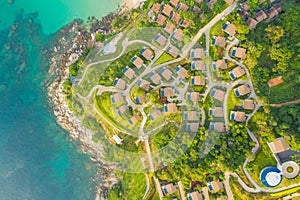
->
[149,109,162,120]
[274,2,283,13]
[171,28,183,41]
[207,181,224,192]
[175,66,188,79]
[131,56,144,69]
[231,47,246,59]
[191,76,205,86]
[240,1,250,11]
[239,9,249,20]
[243,99,255,110]
[162,183,177,195]
[184,111,199,121]
[268,76,284,88]
[117,105,128,116]
[186,122,200,132]
[246,17,258,29]
[190,48,205,59]
[164,103,178,114]
[151,3,161,14]
[187,92,200,102]
[269,138,290,154]
[234,84,251,97]
[166,45,180,58]
[209,107,224,117]
[191,60,205,71]
[160,68,173,81]
[180,19,190,28]
[210,89,225,102]
[156,14,167,26]
[140,48,153,61]
[164,22,176,35]
[177,3,189,11]
[169,0,179,7]
[154,34,167,46]
[281,161,300,179]
[111,93,124,103]
[209,122,225,132]
[230,111,246,122]
[213,59,227,70]
[255,10,267,22]
[212,36,226,48]
[161,87,175,98]
[129,114,140,124]
[162,4,173,17]
[149,72,162,85]
[267,6,279,19]
[222,22,236,36]
[123,66,135,80]
[224,0,234,3]
[170,12,181,24]
[114,78,126,90]
[137,80,150,91]
[112,134,123,144]
[135,95,147,104]
[229,66,245,80]
[187,191,203,200]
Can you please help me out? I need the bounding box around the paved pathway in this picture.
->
[224,172,234,200]
[270,98,300,107]
[178,181,187,200]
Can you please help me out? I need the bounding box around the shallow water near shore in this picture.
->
[0,0,120,199]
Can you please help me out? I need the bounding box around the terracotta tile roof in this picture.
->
[191,60,205,70]
[210,107,223,117]
[124,67,135,80]
[209,122,225,132]
[268,76,284,87]
[162,183,177,195]
[138,80,150,91]
[149,109,162,120]
[156,14,167,26]
[271,137,290,153]
[131,56,144,69]
[149,73,161,85]
[187,122,200,132]
[188,191,203,200]
[177,3,189,12]
[154,34,167,46]
[243,99,255,110]
[191,76,205,86]
[208,0,217,9]
[141,48,153,60]
[112,93,124,103]
[185,111,199,121]
[234,47,247,59]
[151,3,161,14]
[161,87,174,98]
[246,17,258,29]
[176,66,188,79]
[166,45,180,58]
[231,111,246,122]
[255,10,267,22]
[210,181,224,192]
[236,84,251,96]
[160,68,173,80]
[213,36,226,48]
[114,78,126,90]
[190,48,205,59]
[180,19,190,28]
[188,92,200,102]
[215,59,227,69]
[231,66,245,78]
[223,23,236,36]
[241,1,251,11]
[170,12,181,24]
[211,89,225,102]
[162,4,173,17]
[267,6,279,19]
[164,103,178,114]
[164,22,175,35]
[169,0,179,7]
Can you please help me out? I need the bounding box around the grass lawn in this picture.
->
[270,186,300,198]
[108,172,147,200]
[153,52,174,66]
[227,89,240,116]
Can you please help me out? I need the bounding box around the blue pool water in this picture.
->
[0,0,121,199]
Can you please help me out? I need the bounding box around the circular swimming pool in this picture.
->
[260,167,282,188]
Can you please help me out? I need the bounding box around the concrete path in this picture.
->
[270,98,300,107]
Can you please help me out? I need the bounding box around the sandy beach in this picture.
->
[123,0,146,9]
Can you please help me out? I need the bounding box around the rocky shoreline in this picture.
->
[45,13,120,200]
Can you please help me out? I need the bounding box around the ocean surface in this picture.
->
[0,0,120,199]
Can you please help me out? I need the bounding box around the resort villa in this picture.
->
[137,80,151,91]
[210,88,225,102]
[175,65,188,79]
[213,59,227,70]
[209,107,224,118]
[164,103,178,114]
[190,47,205,59]
[191,60,205,71]
[268,76,284,87]
[160,68,173,81]
[230,111,246,122]
[187,92,200,102]
[184,111,199,121]
[222,22,236,36]
[111,93,124,103]
[131,55,144,69]
[207,181,224,193]
[234,84,251,97]
[186,122,200,132]
[166,45,180,58]
[154,34,167,46]
[231,47,247,59]
[140,48,153,60]
[187,191,203,200]
[123,66,135,80]
[212,36,226,48]
[149,109,162,120]
[229,66,245,80]
[162,183,177,196]
[149,72,162,85]
[191,76,205,86]
[209,122,225,133]
[114,78,126,90]
[242,99,255,110]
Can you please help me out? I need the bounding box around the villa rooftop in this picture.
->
[240,1,251,11]
[246,17,258,29]
[191,60,205,71]
[208,181,224,192]
[162,4,173,17]
[209,122,225,133]
[129,114,140,124]
[160,68,173,81]
[118,105,128,116]
[171,28,183,41]
[164,103,178,114]
[137,80,150,91]
[188,92,200,102]
[140,48,153,61]
[186,122,200,132]
[232,47,246,59]
[215,59,227,70]
[164,22,175,35]
[230,66,245,80]
[111,93,124,103]
[212,36,226,48]
[114,78,126,90]
[175,66,188,79]
[170,12,181,24]
[235,84,251,97]
[180,19,190,28]
[166,45,180,58]
[191,76,205,86]
[187,191,203,200]
[230,111,246,122]
[255,10,267,22]
[177,3,189,11]
[209,107,223,117]
[210,89,225,102]
[269,137,290,154]
[184,111,199,121]
[131,56,144,69]
[151,3,161,14]
[169,0,179,7]
[268,76,284,88]
[149,72,161,85]
[123,66,135,80]
[222,23,236,36]
[135,95,147,104]
[156,14,166,26]
[162,183,177,195]
[208,0,217,9]
[267,6,279,19]
[161,87,175,98]
[190,48,205,59]
[243,99,255,110]
[154,34,167,46]
[149,109,162,120]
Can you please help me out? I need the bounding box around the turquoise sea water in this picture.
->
[0,0,120,199]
